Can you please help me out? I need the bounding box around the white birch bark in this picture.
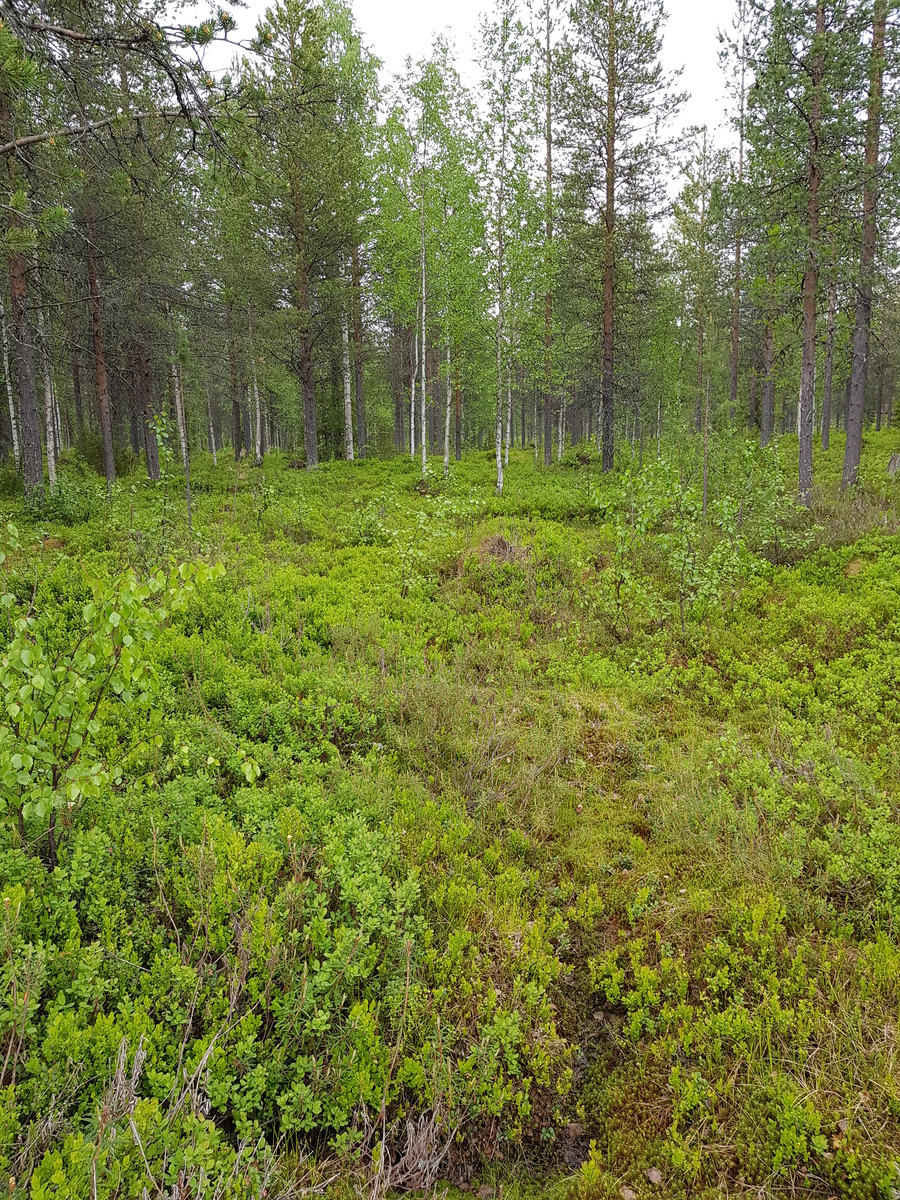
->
[203,376,217,466]
[0,290,19,467]
[504,352,512,467]
[420,177,427,477]
[34,285,56,486]
[410,320,418,458]
[171,359,189,470]
[443,340,451,478]
[341,302,354,461]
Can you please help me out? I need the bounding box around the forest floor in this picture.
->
[2,428,900,1199]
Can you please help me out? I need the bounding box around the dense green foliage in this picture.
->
[0,425,898,1197]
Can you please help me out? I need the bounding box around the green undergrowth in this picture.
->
[0,426,899,1198]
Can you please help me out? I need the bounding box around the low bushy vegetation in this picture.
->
[1,428,899,1199]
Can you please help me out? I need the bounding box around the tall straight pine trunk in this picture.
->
[729,40,746,423]
[292,185,318,469]
[821,276,837,449]
[543,0,554,468]
[842,0,887,489]
[761,267,776,448]
[798,0,825,508]
[601,0,616,472]
[248,304,264,467]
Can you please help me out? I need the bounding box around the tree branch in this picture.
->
[0,110,183,156]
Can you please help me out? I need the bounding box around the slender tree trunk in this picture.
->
[520,364,526,448]
[875,355,884,430]
[842,0,887,489]
[0,288,20,468]
[761,276,776,448]
[454,355,462,461]
[393,327,405,453]
[291,185,318,469]
[5,229,42,496]
[543,0,554,468]
[504,348,512,467]
[695,132,708,434]
[748,355,758,430]
[34,282,56,487]
[351,241,366,458]
[703,372,710,516]
[798,0,825,507]
[729,37,747,423]
[140,350,159,481]
[126,347,142,455]
[821,275,837,449]
[248,306,263,467]
[86,219,115,487]
[495,213,505,495]
[2,140,42,497]
[172,358,192,536]
[204,376,217,466]
[420,172,427,478]
[410,320,418,458]
[227,305,242,462]
[601,0,616,472]
[443,341,452,478]
[341,300,354,461]
[241,392,252,455]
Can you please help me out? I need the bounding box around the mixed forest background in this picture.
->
[0,0,897,500]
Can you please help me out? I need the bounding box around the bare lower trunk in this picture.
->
[140,351,159,481]
[228,306,242,462]
[410,321,418,458]
[420,184,427,478]
[249,311,263,468]
[543,0,554,469]
[0,97,41,498]
[843,0,887,489]
[341,301,354,461]
[454,356,461,461]
[763,267,777,446]
[292,188,318,469]
[204,377,217,466]
[86,221,115,488]
[601,0,616,472]
[34,269,56,487]
[0,288,19,467]
[504,354,512,467]
[351,242,366,457]
[821,276,837,449]
[798,0,825,508]
[175,362,192,535]
[729,38,746,423]
[748,359,758,430]
[443,341,451,478]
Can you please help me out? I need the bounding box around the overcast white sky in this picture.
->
[210,0,732,141]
